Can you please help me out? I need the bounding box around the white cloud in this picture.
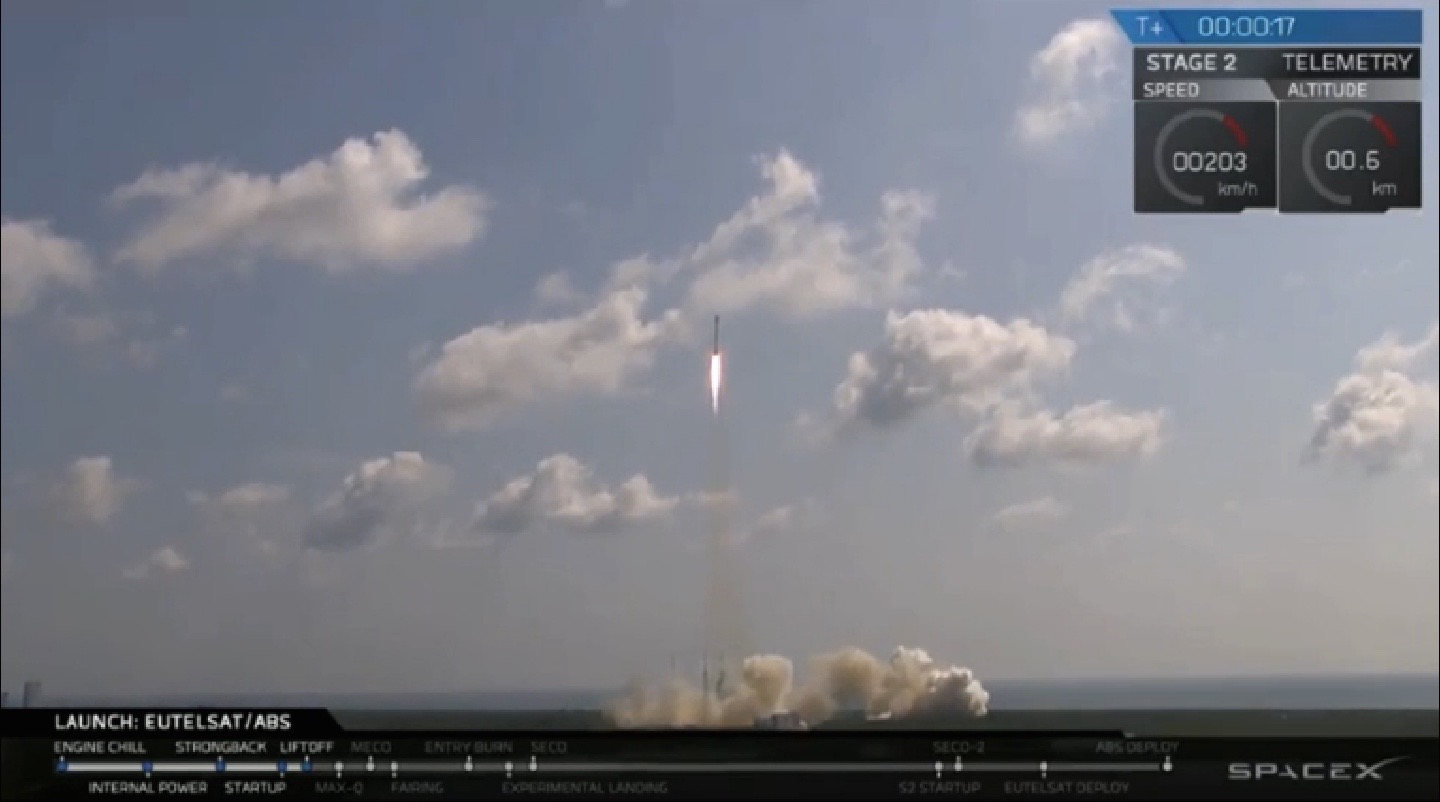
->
[415,150,934,432]
[49,309,187,368]
[991,495,1069,531]
[194,482,292,518]
[48,456,135,527]
[736,498,820,545]
[1059,245,1186,330]
[1014,19,1125,150]
[50,309,121,348]
[1309,325,1439,472]
[808,299,1166,468]
[535,271,586,308]
[304,452,450,551]
[414,287,685,430]
[821,310,1076,433]
[966,401,1166,467]
[122,546,190,580]
[1,218,95,318]
[683,152,934,319]
[1309,371,1439,472]
[193,482,296,555]
[473,454,681,537]
[1356,322,1439,374]
[604,255,668,294]
[111,130,489,273]
[219,382,258,404]
[126,327,188,368]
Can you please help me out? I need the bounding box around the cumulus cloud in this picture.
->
[473,454,681,538]
[684,152,934,319]
[807,304,1166,466]
[966,401,1166,467]
[219,382,259,404]
[47,457,136,527]
[50,309,121,347]
[820,310,1075,434]
[1059,245,1186,330]
[48,309,187,368]
[192,482,296,555]
[414,287,685,430]
[535,271,586,308]
[734,498,820,546]
[752,500,813,534]
[1,218,95,318]
[111,130,489,273]
[304,452,450,551]
[991,495,1069,530]
[1356,322,1439,374]
[414,151,933,431]
[1015,19,1125,149]
[194,482,292,518]
[1309,374,1438,472]
[1309,324,1439,472]
[122,546,190,580]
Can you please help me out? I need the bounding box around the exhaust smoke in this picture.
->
[629,319,988,729]
[704,337,751,675]
[608,646,990,727]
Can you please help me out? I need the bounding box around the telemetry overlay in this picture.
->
[1114,9,1424,214]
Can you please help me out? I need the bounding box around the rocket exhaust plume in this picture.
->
[709,353,723,415]
[608,646,990,727]
[703,313,750,685]
[709,315,723,415]
[608,317,992,728]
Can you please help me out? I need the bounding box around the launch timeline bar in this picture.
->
[59,759,1172,776]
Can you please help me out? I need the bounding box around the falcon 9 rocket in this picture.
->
[709,315,723,415]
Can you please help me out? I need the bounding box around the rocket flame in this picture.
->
[709,352,723,414]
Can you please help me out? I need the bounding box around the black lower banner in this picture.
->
[2,709,1436,800]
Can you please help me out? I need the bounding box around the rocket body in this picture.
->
[709,316,723,415]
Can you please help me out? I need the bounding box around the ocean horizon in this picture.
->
[22,673,1439,711]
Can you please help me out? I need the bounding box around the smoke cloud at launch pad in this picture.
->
[632,329,988,728]
[608,646,991,728]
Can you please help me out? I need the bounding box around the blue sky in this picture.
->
[2,0,1437,697]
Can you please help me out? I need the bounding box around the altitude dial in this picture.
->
[1280,102,1421,213]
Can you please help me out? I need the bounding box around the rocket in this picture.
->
[708,316,723,414]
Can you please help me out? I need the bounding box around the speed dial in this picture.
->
[1280,102,1421,213]
[1135,102,1277,213]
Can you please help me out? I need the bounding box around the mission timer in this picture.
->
[1279,102,1421,213]
[1135,102,1277,213]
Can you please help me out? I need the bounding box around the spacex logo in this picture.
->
[1228,756,1409,781]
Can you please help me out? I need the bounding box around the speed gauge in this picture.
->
[1280,102,1421,213]
[1135,102,1277,213]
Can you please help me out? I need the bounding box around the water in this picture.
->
[36,674,1439,710]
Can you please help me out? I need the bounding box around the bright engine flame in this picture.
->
[709,352,723,414]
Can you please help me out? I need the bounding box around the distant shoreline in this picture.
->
[25,670,1440,702]
[25,672,1439,711]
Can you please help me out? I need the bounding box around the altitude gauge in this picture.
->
[1135,102,1277,213]
[1280,102,1421,213]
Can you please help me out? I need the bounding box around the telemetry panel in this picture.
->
[1115,9,1424,214]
